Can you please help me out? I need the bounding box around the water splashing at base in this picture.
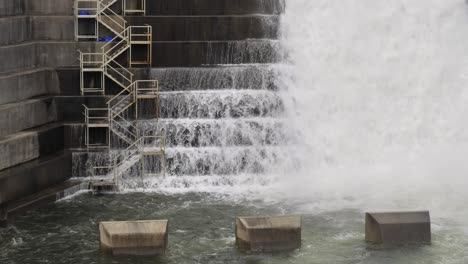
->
[277,0,468,218]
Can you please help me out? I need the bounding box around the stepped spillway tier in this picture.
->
[163,146,281,176]
[138,118,287,147]
[57,64,284,96]
[72,146,283,177]
[152,89,284,119]
[126,15,280,41]
[141,0,285,16]
[138,64,281,92]
[152,39,281,67]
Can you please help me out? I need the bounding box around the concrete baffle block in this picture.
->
[235,215,302,251]
[365,211,431,245]
[99,220,169,255]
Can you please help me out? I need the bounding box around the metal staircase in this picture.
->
[76,0,165,190]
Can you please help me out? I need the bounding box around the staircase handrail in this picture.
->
[113,143,141,168]
[110,117,138,140]
[109,108,138,133]
[110,96,135,117]
[99,0,117,11]
[102,36,129,58]
[109,108,140,146]
[141,135,166,152]
[104,57,133,79]
[107,83,134,107]
[97,1,127,37]
[128,25,152,43]
[135,80,159,94]
[82,105,109,124]
[101,31,128,55]
[104,62,134,90]
[79,51,104,67]
[75,0,99,16]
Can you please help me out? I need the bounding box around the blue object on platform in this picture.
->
[103,36,113,42]
[78,10,90,16]
[98,36,114,42]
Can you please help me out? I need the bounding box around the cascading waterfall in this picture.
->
[131,66,288,191]
[277,0,468,217]
[75,61,289,192]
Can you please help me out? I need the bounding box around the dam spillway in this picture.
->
[0,0,285,217]
[69,5,286,190]
[2,0,468,263]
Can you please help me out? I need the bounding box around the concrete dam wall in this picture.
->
[0,0,284,210]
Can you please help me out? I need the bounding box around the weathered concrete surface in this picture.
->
[0,0,25,17]
[0,96,57,138]
[0,16,29,46]
[31,16,74,41]
[36,41,103,69]
[0,42,100,74]
[365,211,431,245]
[0,123,64,170]
[236,215,302,251]
[0,68,59,105]
[55,96,108,122]
[0,42,36,74]
[5,179,81,222]
[99,220,169,255]
[0,0,92,218]
[25,0,73,15]
[0,151,71,204]
[0,16,74,46]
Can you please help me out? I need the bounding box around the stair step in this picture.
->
[3,179,83,224]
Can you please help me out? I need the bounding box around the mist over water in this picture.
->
[277,0,468,217]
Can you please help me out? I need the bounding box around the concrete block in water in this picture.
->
[365,211,431,245]
[235,215,302,251]
[99,220,169,255]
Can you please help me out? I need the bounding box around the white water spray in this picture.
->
[278,0,468,216]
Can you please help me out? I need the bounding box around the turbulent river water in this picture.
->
[3,0,468,263]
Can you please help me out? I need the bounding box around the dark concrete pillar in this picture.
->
[99,220,169,255]
[365,211,431,245]
[235,215,302,251]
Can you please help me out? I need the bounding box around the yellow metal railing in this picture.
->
[123,0,146,15]
[91,135,166,185]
